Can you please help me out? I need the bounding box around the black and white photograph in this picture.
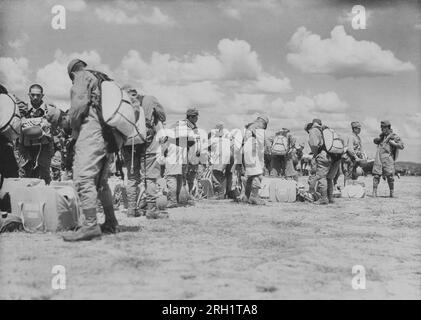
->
[0,0,420,301]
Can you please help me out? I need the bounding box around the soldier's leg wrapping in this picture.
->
[122,145,141,213]
[327,158,340,202]
[37,142,54,185]
[315,152,330,202]
[97,154,117,227]
[186,164,198,193]
[249,175,264,204]
[166,175,178,207]
[245,176,253,199]
[270,155,281,176]
[386,174,394,195]
[372,174,381,197]
[212,170,225,199]
[285,154,297,180]
[225,163,233,198]
[141,152,161,212]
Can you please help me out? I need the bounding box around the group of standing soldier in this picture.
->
[0,58,405,241]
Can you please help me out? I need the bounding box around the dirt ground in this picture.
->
[0,175,420,300]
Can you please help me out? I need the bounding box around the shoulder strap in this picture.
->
[86,69,112,83]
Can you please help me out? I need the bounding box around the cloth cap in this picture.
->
[215,121,224,129]
[351,121,361,129]
[304,122,313,132]
[121,84,138,95]
[381,120,391,127]
[257,114,269,124]
[312,118,322,126]
[67,59,87,78]
[186,108,199,117]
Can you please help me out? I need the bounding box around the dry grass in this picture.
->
[0,176,420,299]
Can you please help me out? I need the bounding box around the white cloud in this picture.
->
[415,23,421,30]
[8,33,29,50]
[0,57,30,91]
[141,81,225,114]
[36,50,111,100]
[115,39,290,94]
[94,1,175,26]
[218,38,262,79]
[218,0,281,20]
[287,25,415,77]
[313,91,348,113]
[116,39,291,99]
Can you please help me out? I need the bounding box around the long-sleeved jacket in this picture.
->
[372,130,404,175]
[346,132,363,159]
[243,121,266,176]
[69,70,100,140]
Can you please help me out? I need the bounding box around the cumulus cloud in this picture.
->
[115,39,290,94]
[218,0,281,20]
[0,57,30,91]
[287,25,415,77]
[36,50,111,102]
[94,1,175,26]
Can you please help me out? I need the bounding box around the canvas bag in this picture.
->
[0,93,22,142]
[266,178,296,202]
[321,127,344,155]
[12,184,80,233]
[341,184,365,198]
[271,135,289,155]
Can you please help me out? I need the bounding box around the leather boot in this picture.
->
[145,203,169,219]
[372,187,378,198]
[248,187,265,205]
[100,205,118,234]
[63,208,101,241]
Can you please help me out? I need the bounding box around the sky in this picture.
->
[0,0,420,161]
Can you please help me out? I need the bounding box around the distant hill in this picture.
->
[395,161,421,175]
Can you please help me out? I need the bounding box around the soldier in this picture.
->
[241,114,269,205]
[209,122,231,199]
[63,59,120,241]
[342,121,365,185]
[179,108,201,195]
[120,85,167,218]
[372,120,404,197]
[307,119,342,204]
[20,84,57,184]
[269,128,298,180]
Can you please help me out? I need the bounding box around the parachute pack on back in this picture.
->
[271,135,289,155]
[321,127,344,154]
[88,70,138,142]
[0,93,21,142]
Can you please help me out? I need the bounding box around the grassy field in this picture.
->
[0,176,420,299]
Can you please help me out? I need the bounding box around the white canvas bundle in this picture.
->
[101,81,136,138]
[0,94,21,142]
